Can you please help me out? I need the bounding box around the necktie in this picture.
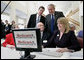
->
[36,16,40,27]
[36,16,40,24]
[51,14,54,34]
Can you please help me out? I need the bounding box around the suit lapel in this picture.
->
[40,16,42,21]
[34,14,37,25]
[54,12,58,25]
[48,14,51,25]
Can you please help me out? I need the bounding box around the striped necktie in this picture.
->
[36,16,40,27]
[36,16,40,24]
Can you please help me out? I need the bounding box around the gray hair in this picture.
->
[69,24,75,28]
[48,4,55,9]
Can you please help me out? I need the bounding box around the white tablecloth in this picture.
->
[1,47,83,59]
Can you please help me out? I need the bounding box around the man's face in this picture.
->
[12,21,15,24]
[5,20,8,24]
[38,8,44,15]
[37,23,44,32]
[48,6,55,14]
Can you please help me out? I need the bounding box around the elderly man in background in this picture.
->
[36,22,50,45]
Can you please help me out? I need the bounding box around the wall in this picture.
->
[79,2,83,30]
[65,1,83,35]
[1,1,83,30]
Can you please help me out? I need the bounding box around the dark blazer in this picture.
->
[43,30,81,51]
[45,11,65,34]
[27,14,46,28]
[41,31,51,44]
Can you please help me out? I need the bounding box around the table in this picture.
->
[31,48,83,59]
[1,47,83,59]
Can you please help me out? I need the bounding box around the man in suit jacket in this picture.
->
[45,4,65,36]
[36,22,50,44]
[27,6,46,28]
[22,6,46,59]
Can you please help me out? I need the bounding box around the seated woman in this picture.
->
[2,25,19,48]
[43,17,81,53]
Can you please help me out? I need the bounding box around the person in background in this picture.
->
[77,30,83,38]
[45,4,65,37]
[69,24,76,33]
[70,24,76,31]
[1,20,6,39]
[43,17,81,53]
[36,22,50,44]
[2,25,19,48]
[11,20,16,30]
[27,6,46,28]
[4,20,11,34]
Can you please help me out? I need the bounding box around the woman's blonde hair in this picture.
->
[57,17,70,33]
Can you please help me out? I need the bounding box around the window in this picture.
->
[18,18,25,29]
[1,14,10,24]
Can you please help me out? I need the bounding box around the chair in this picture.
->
[77,37,83,48]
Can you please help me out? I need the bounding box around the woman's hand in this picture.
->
[56,48,70,53]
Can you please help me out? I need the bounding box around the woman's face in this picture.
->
[57,22,64,31]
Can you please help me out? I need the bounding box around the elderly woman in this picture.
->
[43,17,81,53]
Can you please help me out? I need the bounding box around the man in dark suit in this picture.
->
[27,6,46,28]
[22,6,46,59]
[45,4,65,36]
[36,22,50,45]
